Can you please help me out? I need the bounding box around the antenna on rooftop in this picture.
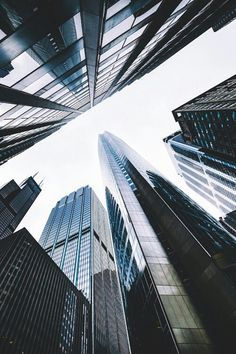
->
[32,171,39,179]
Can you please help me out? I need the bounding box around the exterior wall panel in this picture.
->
[0,228,90,354]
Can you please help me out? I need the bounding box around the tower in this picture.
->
[0,176,41,239]
[172,75,236,159]
[39,185,130,354]
[99,131,236,353]
[165,74,236,217]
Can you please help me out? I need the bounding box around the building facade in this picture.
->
[0,228,90,354]
[220,210,236,237]
[172,75,236,160]
[164,131,236,215]
[98,131,236,354]
[0,176,41,239]
[166,75,236,216]
[39,186,130,354]
[212,1,236,31]
[0,0,235,163]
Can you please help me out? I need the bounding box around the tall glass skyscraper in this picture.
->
[165,74,236,220]
[164,132,236,215]
[39,186,130,354]
[0,227,89,354]
[0,0,234,164]
[0,176,41,239]
[98,131,236,354]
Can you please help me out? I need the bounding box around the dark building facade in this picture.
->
[172,75,236,160]
[0,176,41,239]
[164,132,236,215]
[99,131,236,354]
[0,228,90,354]
[220,210,236,237]
[212,2,236,31]
[0,0,235,164]
[39,186,130,354]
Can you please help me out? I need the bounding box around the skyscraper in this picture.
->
[0,0,235,163]
[0,176,41,239]
[39,186,130,354]
[0,227,89,354]
[164,131,236,215]
[172,74,236,160]
[99,131,236,354]
[165,74,236,216]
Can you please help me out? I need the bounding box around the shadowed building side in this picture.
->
[172,75,236,160]
[99,131,236,353]
[0,176,41,239]
[220,210,236,237]
[0,228,90,354]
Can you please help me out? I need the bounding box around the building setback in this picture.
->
[39,185,130,354]
[0,176,41,239]
[0,228,90,354]
[0,0,235,164]
[164,131,236,215]
[98,131,236,354]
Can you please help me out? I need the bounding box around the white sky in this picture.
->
[1,20,236,241]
